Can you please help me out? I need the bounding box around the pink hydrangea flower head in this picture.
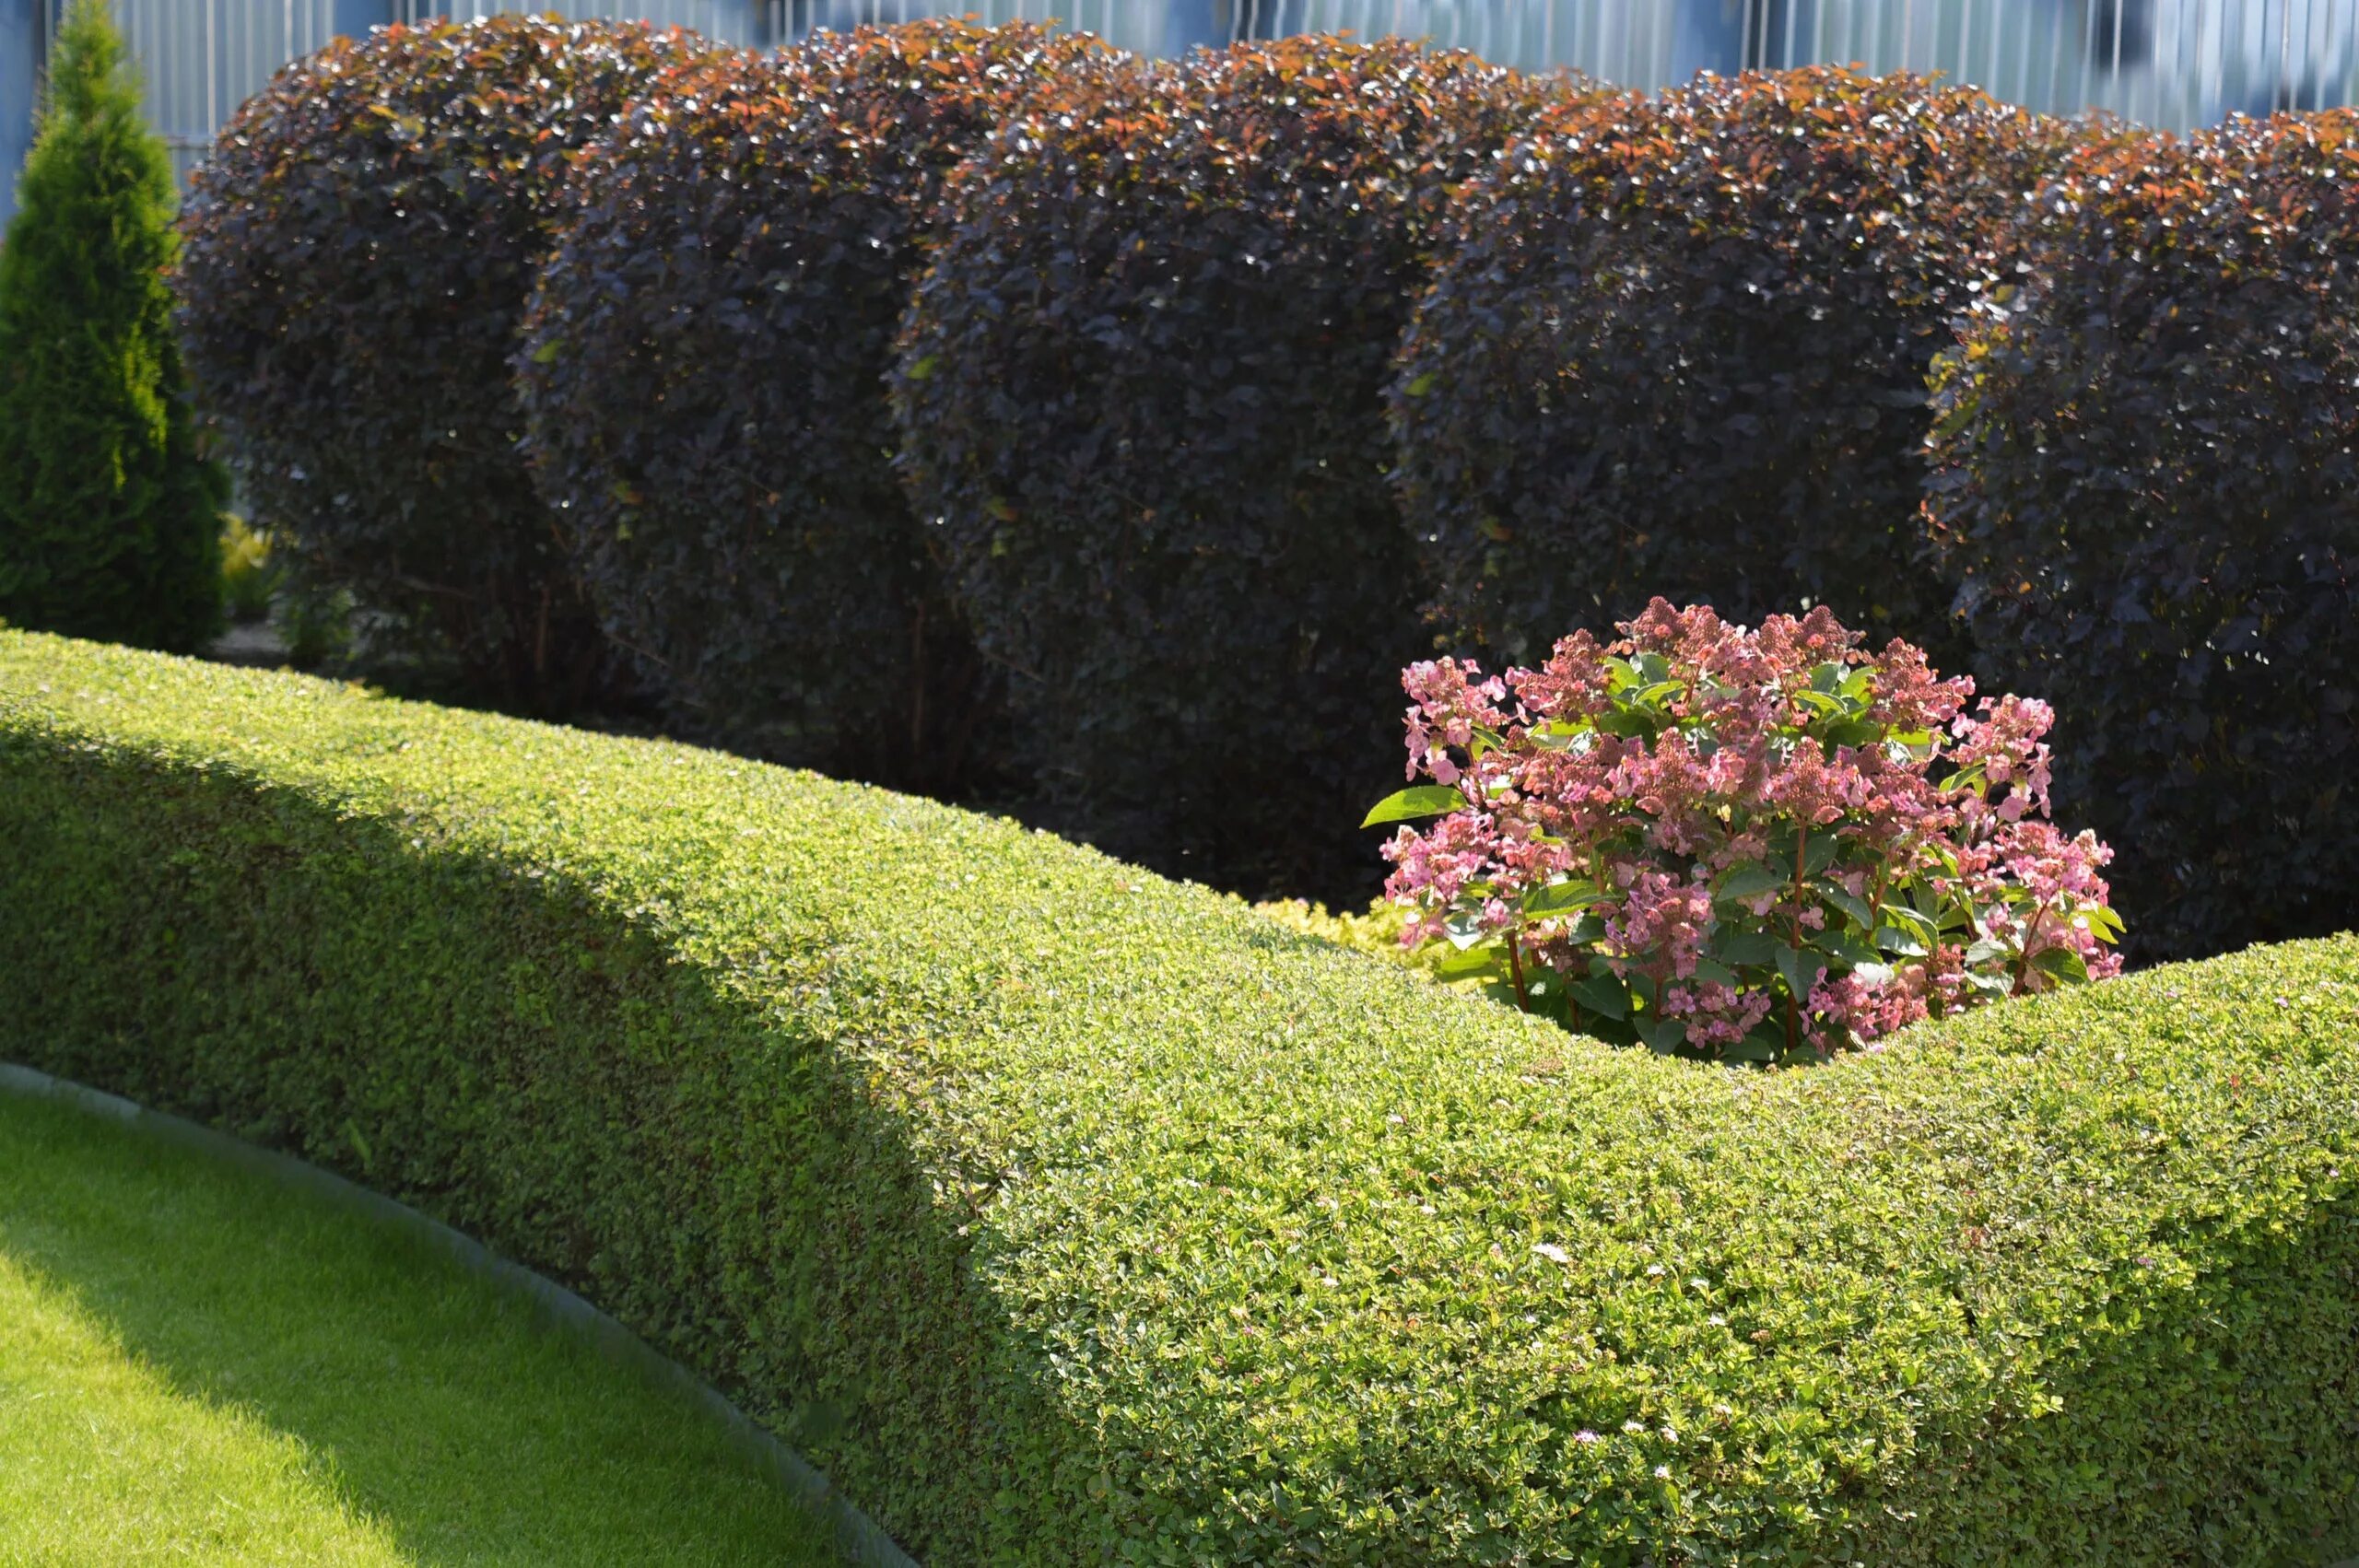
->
[1377,601,2123,1062]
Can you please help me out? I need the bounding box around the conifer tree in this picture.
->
[0,0,224,652]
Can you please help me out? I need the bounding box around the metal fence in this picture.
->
[11,0,2359,223]
[113,1,349,183]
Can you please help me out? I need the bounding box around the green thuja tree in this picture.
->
[0,0,224,651]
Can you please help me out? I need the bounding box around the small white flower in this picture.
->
[1622,1419,1646,1434]
[1646,1263,1666,1277]
[1532,1242,1572,1265]
[1654,1465,1672,1480]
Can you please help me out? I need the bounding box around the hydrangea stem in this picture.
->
[1505,932,1532,1012]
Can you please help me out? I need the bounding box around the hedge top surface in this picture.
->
[4,629,2356,1562]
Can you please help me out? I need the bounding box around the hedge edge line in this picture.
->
[0,1057,922,1568]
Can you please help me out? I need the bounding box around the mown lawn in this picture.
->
[0,1088,839,1566]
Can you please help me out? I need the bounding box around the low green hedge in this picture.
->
[2,629,2353,1564]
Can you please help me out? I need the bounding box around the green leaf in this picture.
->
[1819,718,1881,753]
[2030,945,2091,985]
[1592,707,1658,740]
[1714,862,1786,902]
[1560,912,1608,947]
[1721,1033,1780,1064]
[1568,972,1630,1020]
[1521,881,1605,919]
[1809,661,1847,695]
[1819,886,1875,930]
[1801,834,1841,877]
[1884,904,1940,948]
[1636,1014,1688,1055]
[1714,928,1781,967]
[1873,922,1931,958]
[1431,944,1501,981]
[1776,943,1823,1005]
[1813,929,1882,970]
[1527,719,1591,753]
[1689,954,1738,989]
[1402,370,1438,397]
[904,353,939,381]
[1360,786,1468,828]
[529,338,562,365]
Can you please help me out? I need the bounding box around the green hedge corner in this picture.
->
[1,628,2353,1564]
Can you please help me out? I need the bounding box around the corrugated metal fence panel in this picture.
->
[85,1,774,192]
[390,0,766,40]
[1747,0,2359,125]
[767,0,1177,57]
[109,0,345,187]
[21,0,2359,219]
[1,0,40,230]
[1225,0,1687,82]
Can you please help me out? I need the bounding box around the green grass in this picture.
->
[0,1087,839,1566]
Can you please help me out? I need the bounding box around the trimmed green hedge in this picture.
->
[1,629,2354,1564]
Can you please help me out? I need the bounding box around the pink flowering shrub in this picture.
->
[1366,600,2122,1062]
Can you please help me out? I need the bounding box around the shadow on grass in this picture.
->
[0,1089,839,1567]
[0,739,1076,1562]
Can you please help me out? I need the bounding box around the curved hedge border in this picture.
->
[2,629,2354,1563]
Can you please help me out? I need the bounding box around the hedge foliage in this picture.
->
[516,22,1107,789]
[892,38,1570,900]
[1925,111,2359,965]
[4,630,2354,1564]
[1390,68,2065,668]
[0,0,224,655]
[174,15,711,713]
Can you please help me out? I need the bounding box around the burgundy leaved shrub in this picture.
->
[516,21,1115,789]
[176,15,713,712]
[1925,110,2359,961]
[893,36,1576,900]
[1390,68,2071,671]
